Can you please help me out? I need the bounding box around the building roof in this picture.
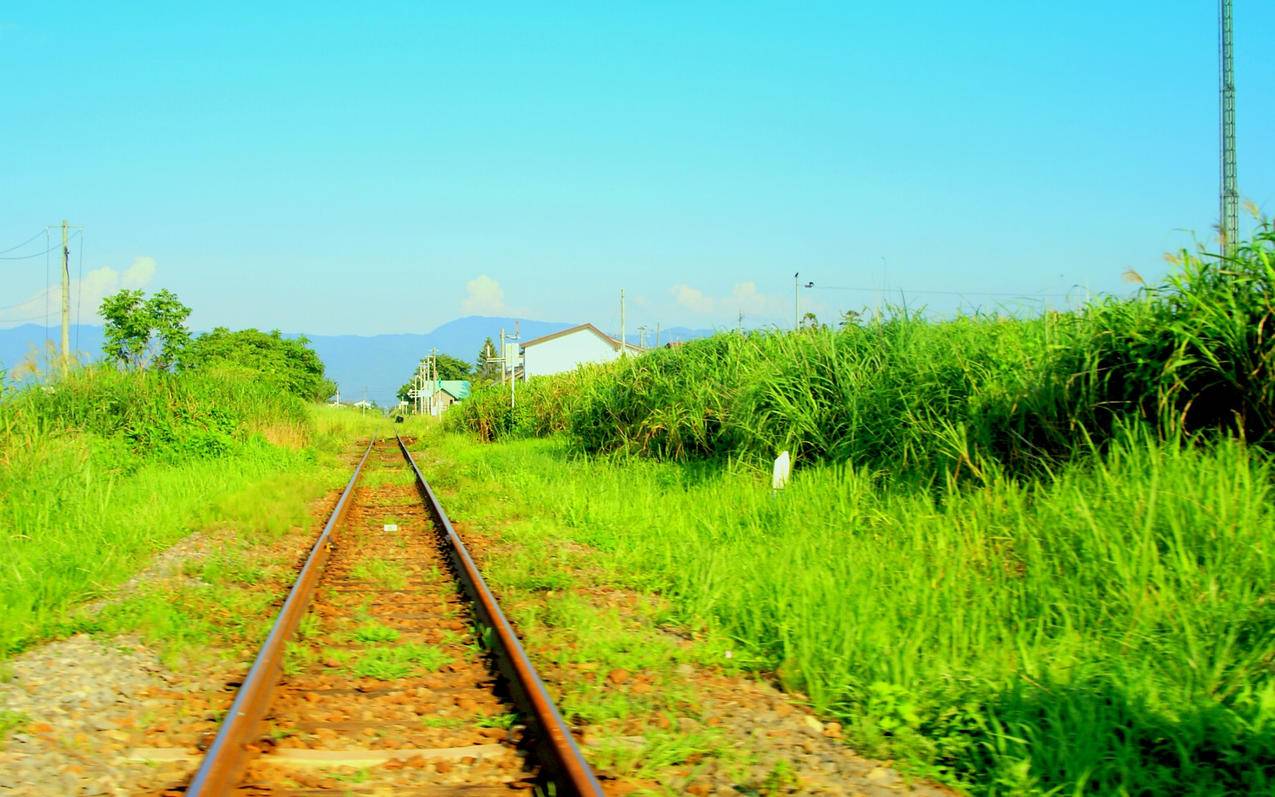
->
[435,380,471,400]
[519,322,647,353]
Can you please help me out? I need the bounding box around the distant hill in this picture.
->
[0,324,105,377]
[302,316,576,406]
[0,316,716,406]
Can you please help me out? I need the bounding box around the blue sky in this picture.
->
[1,3,1271,335]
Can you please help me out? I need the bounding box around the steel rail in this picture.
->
[395,434,605,797]
[186,438,377,796]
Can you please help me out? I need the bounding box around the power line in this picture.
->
[0,243,62,260]
[806,284,1068,299]
[75,231,85,351]
[0,312,62,324]
[0,230,80,260]
[44,228,51,345]
[0,296,47,311]
[0,231,47,255]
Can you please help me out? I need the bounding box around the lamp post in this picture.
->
[793,273,800,330]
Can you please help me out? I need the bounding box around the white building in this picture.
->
[520,323,644,379]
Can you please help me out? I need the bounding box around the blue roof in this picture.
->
[438,380,471,400]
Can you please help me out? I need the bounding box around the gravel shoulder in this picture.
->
[0,489,343,796]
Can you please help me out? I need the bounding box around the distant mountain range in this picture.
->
[0,316,714,406]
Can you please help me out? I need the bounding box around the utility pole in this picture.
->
[507,326,519,409]
[619,289,626,356]
[793,273,799,330]
[1219,0,1238,255]
[60,220,70,372]
[637,325,647,348]
[431,347,439,416]
[499,329,507,386]
[655,322,660,348]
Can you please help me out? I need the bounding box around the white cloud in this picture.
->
[671,280,788,319]
[671,284,714,314]
[460,274,506,315]
[0,256,158,328]
[120,256,156,289]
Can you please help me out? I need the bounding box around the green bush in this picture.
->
[181,327,336,402]
[450,224,1275,482]
[0,365,310,461]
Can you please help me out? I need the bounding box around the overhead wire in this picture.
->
[0,230,47,255]
[0,243,65,260]
[44,229,51,345]
[807,284,1067,300]
[76,231,85,352]
[0,230,80,260]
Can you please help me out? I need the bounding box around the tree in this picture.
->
[396,352,473,403]
[799,311,825,331]
[474,337,501,384]
[100,289,191,370]
[839,309,863,330]
[182,327,337,401]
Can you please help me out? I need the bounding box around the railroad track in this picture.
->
[181,436,603,796]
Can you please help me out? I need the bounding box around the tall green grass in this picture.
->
[0,366,382,654]
[439,226,1275,793]
[450,224,1275,482]
[430,426,1274,795]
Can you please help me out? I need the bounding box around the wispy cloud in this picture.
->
[670,280,789,319]
[459,274,506,315]
[0,256,158,328]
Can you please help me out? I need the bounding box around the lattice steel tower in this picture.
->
[1220,0,1238,255]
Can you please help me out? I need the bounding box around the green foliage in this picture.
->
[474,336,501,384]
[352,622,400,643]
[183,327,336,401]
[0,364,380,655]
[430,425,1275,796]
[0,365,308,461]
[450,224,1275,482]
[438,226,1275,793]
[100,288,192,370]
[351,643,448,679]
[395,352,472,403]
[0,710,27,747]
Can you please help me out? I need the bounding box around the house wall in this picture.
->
[523,330,624,378]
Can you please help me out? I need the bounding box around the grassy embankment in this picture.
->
[444,228,1275,795]
[0,366,382,659]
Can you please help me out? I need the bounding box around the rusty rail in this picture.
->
[185,438,376,796]
[185,436,603,796]
[395,434,605,796]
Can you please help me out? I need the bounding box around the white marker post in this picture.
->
[772,451,791,491]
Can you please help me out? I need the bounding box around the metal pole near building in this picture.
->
[793,272,799,330]
[60,220,70,372]
[1219,0,1238,256]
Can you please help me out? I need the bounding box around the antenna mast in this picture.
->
[1219,0,1238,255]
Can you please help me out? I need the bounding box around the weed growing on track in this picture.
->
[350,558,408,590]
[0,709,27,748]
[353,622,401,643]
[0,366,384,655]
[351,643,449,680]
[434,228,1275,795]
